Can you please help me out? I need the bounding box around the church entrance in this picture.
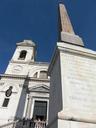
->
[33,101,47,121]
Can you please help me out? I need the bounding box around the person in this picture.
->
[35,118,42,128]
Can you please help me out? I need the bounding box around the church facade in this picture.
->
[0,40,50,126]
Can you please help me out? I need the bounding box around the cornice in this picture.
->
[29,61,49,66]
[16,40,36,47]
[57,42,96,58]
[10,60,49,66]
[48,42,96,75]
[0,74,50,82]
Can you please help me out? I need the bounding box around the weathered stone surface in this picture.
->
[58,120,96,128]
[61,32,84,46]
[60,46,96,122]
[48,41,96,127]
[59,4,84,46]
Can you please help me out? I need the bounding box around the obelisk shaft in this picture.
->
[59,4,75,34]
[58,4,84,46]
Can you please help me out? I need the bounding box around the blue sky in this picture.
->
[0,0,96,73]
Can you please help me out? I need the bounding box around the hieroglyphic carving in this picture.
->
[59,4,75,34]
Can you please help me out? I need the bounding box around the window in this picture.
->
[33,101,47,121]
[33,72,38,78]
[33,71,48,79]
[2,98,9,107]
[18,50,27,60]
[39,71,47,79]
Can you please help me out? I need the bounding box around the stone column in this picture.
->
[25,95,32,119]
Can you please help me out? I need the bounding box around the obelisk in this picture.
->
[48,3,96,128]
[59,4,84,46]
[59,4,75,34]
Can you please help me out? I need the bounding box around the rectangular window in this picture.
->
[2,98,9,107]
[33,101,47,121]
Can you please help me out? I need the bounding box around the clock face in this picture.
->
[12,65,23,73]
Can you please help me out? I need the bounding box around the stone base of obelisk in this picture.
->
[61,32,84,46]
[48,41,96,128]
[47,110,96,128]
[47,119,96,128]
[58,111,96,128]
[58,119,96,128]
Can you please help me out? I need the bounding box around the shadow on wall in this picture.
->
[48,55,63,128]
[15,75,29,120]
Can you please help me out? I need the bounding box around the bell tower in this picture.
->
[11,40,36,62]
[5,40,36,75]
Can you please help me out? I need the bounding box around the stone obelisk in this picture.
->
[59,4,75,34]
[48,3,96,128]
[59,4,84,46]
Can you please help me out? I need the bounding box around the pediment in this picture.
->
[29,84,49,93]
[17,40,35,47]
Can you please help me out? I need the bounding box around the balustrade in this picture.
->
[0,119,46,128]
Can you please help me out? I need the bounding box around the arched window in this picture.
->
[18,50,27,60]
[39,71,47,79]
[33,72,38,78]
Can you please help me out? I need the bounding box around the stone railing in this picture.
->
[0,120,22,128]
[22,119,46,128]
[0,119,46,128]
[30,120,46,128]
